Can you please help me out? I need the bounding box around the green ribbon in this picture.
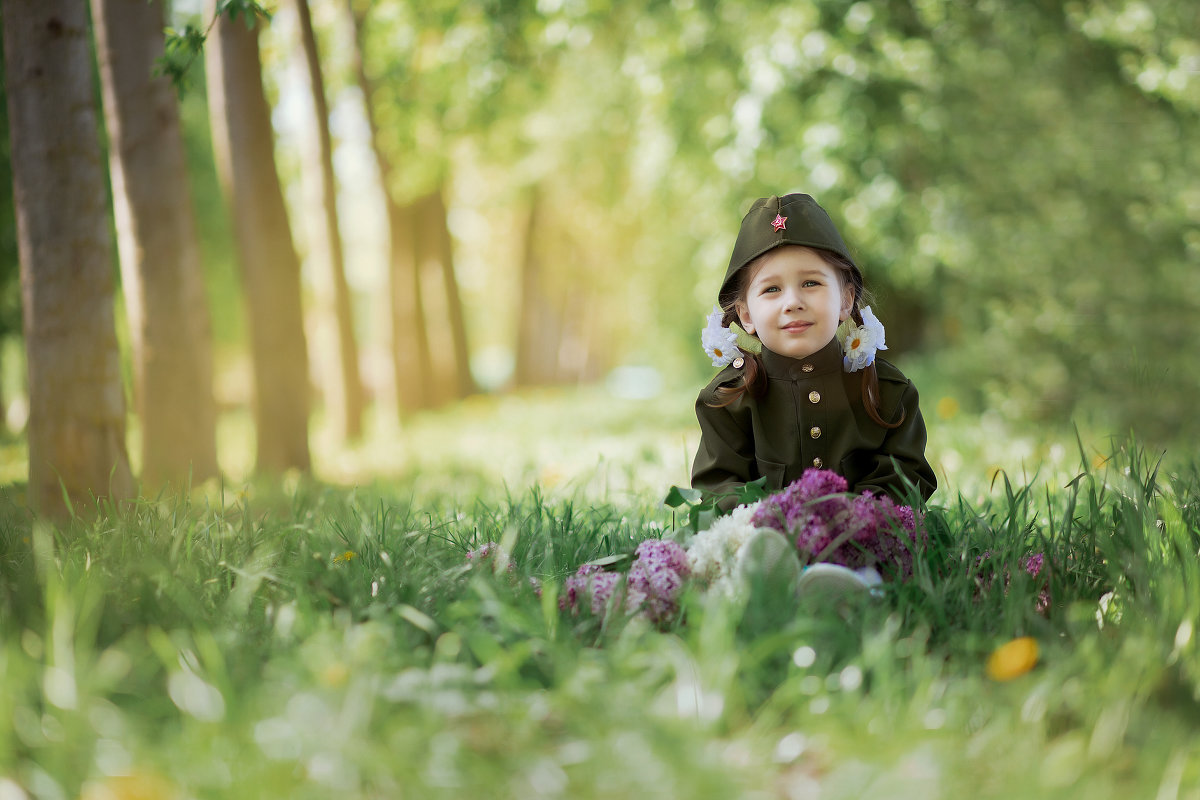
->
[729,321,762,355]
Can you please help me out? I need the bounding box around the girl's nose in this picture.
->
[784,288,805,310]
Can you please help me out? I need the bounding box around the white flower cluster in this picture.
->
[685,502,763,600]
[841,305,888,373]
[686,498,886,603]
[701,306,742,368]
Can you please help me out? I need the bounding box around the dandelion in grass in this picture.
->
[320,662,350,688]
[986,637,1039,681]
[333,551,356,564]
[81,772,178,800]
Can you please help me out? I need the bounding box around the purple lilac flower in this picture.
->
[561,541,690,627]
[586,572,623,615]
[976,551,1051,614]
[626,540,691,624]
[750,469,923,579]
[466,540,518,574]
[561,564,626,617]
[466,542,498,561]
[562,564,603,612]
[1020,554,1052,613]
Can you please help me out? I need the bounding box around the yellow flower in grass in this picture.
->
[320,662,350,688]
[81,772,177,800]
[936,396,960,420]
[986,636,1039,681]
[333,551,356,564]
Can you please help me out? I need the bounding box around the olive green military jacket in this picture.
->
[692,337,936,507]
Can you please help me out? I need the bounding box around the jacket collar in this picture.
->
[760,335,843,379]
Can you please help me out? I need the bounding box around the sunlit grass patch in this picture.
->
[1,403,1199,797]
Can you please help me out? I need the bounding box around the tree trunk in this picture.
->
[515,186,564,386]
[345,0,433,415]
[388,199,433,412]
[2,0,134,515]
[205,0,311,473]
[432,187,474,399]
[415,186,474,401]
[91,0,219,489]
[294,0,363,441]
[409,191,453,404]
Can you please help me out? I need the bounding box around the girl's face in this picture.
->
[736,246,854,361]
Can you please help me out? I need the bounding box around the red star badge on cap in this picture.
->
[771,214,787,232]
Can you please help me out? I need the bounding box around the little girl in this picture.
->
[692,193,936,508]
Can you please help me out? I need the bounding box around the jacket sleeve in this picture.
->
[854,378,937,503]
[691,386,756,509]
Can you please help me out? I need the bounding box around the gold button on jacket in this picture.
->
[692,337,936,509]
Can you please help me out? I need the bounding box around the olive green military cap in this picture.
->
[719,193,859,307]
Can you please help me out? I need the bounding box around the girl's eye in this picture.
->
[763,286,779,294]
[803,280,820,288]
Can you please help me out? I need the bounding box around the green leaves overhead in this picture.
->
[158,1,274,94]
[157,24,208,92]
[143,0,1200,439]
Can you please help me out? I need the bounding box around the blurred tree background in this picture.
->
[0,0,1197,505]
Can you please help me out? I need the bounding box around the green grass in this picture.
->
[1,392,1199,798]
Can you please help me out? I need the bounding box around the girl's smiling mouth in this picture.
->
[782,321,813,332]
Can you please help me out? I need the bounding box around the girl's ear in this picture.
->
[839,283,855,322]
[736,302,755,335]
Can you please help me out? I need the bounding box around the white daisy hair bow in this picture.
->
[701,306,742,367]
[840,305,887,372]
[701,306,764,367]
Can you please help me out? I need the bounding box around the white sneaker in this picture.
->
[795,564,883,599]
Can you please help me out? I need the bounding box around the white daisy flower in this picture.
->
[842,305,888,372]
[860,306,888,351]
[701,305,743,367]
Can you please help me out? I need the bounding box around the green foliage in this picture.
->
[218,0,274,27]
[157,1,274,94]
[664,477,769,536]
[347,0,1200,437]
[2,437,1199,797]
[156,24,209,93]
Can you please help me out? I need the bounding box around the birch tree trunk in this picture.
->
[345,0,433,415]
[91,0,219,488]
[411,191,450,404]
[205,0,311,473]
[294,0,363,441]
[432,186,475,399]
[388,200,433,412]
[416,185,474,402]
[515,186,564,386]
[2,0,134,514]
